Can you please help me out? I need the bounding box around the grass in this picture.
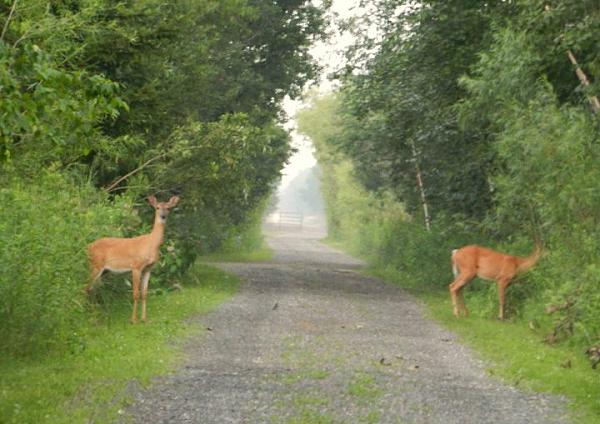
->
[417,290,600,424]
[347,372,383,402]
[324,237,600,424]
[199,243,274,263]
[0,262,239,424]
[285,395,334,424]
[281,369,331,385]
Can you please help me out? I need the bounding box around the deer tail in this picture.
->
[517,244,543,274]
[451,249,459,278]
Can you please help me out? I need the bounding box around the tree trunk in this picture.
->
[410,140,431,231]
[567,50,600,114]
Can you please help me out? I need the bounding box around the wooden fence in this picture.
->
[277,211,303,229]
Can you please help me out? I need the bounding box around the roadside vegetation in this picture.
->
[0,1,327,422]
[300,124,600,421]
[297,1,600,421]
[0,0,327,357]
[0,261,240,424]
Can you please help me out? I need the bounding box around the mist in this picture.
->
[265,165,327,236]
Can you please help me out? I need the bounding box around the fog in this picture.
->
[264,0,368,237]
[265,165,327,236]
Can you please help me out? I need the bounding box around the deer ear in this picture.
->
[167,195,180,208]
[147,195,158,207]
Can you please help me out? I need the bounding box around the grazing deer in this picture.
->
[86,195,180,323]
[449,243,542,320]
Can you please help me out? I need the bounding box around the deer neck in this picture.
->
[149,212,166,247]
[517,246,542,274]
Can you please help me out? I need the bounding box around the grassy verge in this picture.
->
[323,234,600,424]
[415,289,599,424]
[199,242,273,263]
[0,262,239,424]
[363,264,600,424]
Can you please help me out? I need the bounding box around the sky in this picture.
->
[277,0,365,194]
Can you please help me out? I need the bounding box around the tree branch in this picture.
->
[1,0,18,42]
[104,153,167,193]
[567,50,600,114]
[410,140,431,231]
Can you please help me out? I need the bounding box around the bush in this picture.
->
[318,155,478,292]
[0,172,136,357]
[321,91,600,346]
[489,91,600,345]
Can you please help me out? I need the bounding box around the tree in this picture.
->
[335,0,515,222]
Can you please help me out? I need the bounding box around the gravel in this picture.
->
[121,230,570,424]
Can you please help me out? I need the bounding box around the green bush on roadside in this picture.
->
[0,172,136,357]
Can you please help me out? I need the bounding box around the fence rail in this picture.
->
[277,211,303,229]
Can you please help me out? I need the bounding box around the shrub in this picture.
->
[0,172,135,357]
[489,91,600,344]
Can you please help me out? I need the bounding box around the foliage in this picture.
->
[489,91,600,343]
[319,0,600,351]
[0,28,125,173]
[0,0,329,358]
[457,19,600,344]
[298,91,475,288]
[0,172,136,356]
[142,113,290,273]
[75,0,326,186]
[0,261,239,424]
[334,0,516,220]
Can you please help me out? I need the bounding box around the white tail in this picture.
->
[451,249,459,277]
[86,195,180,323]
[448,244,542,320]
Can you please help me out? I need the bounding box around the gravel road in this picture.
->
[122,230,570,424]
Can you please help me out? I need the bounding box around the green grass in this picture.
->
[281,369,331,385]
[199,243,273,263]
[417,290,600,424]
[286,409,335,424]
[0,262,239,424]
[347,372,383,402]
[287,395,333,423]
[325,238,600,424]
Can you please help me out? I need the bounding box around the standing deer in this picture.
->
[86,195,180,323]
[448,244,542,320]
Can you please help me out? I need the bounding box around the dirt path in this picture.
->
[122,231,569,423]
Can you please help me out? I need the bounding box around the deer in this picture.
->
[86,195,180,323]
[448,243,542,320]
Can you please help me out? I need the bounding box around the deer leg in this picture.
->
[140,270,151,322]
[497,279,512,320]
[457,287,469,317]
[131,269,141,324]
[449,281,460,317]
[85,265,103,294]
[449,274,474,317]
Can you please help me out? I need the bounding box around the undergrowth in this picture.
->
[0,261,239,424]
[333,237,600,424]
[316,160,600,423]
